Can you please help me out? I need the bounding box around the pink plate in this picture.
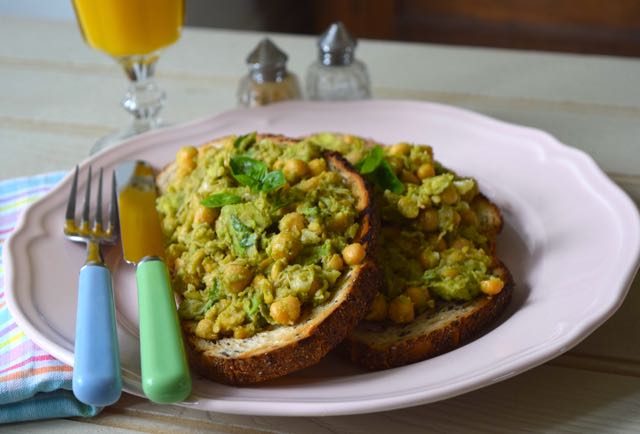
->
[5,100,640,416]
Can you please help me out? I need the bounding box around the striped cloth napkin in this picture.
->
[0,172,101,423]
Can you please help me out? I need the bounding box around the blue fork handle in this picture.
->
[72,264,122,406]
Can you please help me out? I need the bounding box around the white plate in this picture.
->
[5,100,640,416]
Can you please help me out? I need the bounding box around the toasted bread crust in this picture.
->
[185,262,381,384]
[341,262,513,370]
[158,135,381,385]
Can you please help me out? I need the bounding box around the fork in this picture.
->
[65,165,122,406]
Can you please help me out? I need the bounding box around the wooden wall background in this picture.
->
[186,0,640,57]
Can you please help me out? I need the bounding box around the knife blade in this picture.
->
[115,160,191,404]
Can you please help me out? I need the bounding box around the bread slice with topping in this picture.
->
[156,134,381,384]
[307,133,514,371]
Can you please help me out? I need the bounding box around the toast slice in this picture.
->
[308,133,514,371]
[157,135,382,385]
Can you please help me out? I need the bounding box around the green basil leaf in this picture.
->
[229,155,285,193]
[201,192,243,208]
[259,170,286,192]
[356,145,384,174]
[271,192,297,210]
[232,174,258,189]
[240,233,257,248]
[202,279,221,313]
[230,155,267,184]
[368,160,404,194]
[245,293,262,318]
[233,132,257,151]
[230,215,257,248]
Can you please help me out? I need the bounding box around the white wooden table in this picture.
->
[3,15,640,433]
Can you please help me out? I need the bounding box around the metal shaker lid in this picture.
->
[318,22,357,66]
[246,38,288,82]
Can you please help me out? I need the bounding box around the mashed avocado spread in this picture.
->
[310,133,505,324]
[157,134,365,340]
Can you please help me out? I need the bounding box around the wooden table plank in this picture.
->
[38,365,636,434]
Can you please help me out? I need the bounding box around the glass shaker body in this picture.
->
[237,72,302,107]
[305,59,370,101]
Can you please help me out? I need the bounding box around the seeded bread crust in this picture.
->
[157,135,382,385]
[341,262,513,370]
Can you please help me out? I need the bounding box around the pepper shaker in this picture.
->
[237,38,302,107]
[305,22,371,101]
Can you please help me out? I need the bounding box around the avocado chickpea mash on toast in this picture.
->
[156,133,380,384]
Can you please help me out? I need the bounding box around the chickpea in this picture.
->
[441,185,459,205]
[327,212,349,232]
[195,318,216,339]
[343,134,357,144]
[194,205,218,225]
[270,295,301,325]
[480,277,505,295]
[327,253,344,271]
[365,292,388,321]
[270,232,302,262]
[397,196,419,219]
[176,146,197,174]
[419,249,440,269]
[342,242,366,266]
[309,276,323,293]
[308,158,327,176]
[279,212,306,233]
[453,211,462,226]
[223,263,252,293]
[388,142,411,156]
[401,170,419,184]
[233,326,251,339]
[308,220,323,233]
[405,286,430,311]
[416,163,435,179]
[388,295,415,324]
[283,159,309,183]
[434,237,448,252]
[176,146,197,164]
[461,209,479,226]
[451,238,472,250]
[446,250,465,264]
[418,209,439,232]
[387,156,404,174]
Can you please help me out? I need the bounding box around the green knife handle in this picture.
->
[136,258,192,403]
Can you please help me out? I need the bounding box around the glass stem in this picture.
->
[118,55,166,133]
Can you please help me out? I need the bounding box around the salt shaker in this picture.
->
[305,22,371,101]
[237,38,302,107]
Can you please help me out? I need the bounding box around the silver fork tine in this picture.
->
[65,165,79,221]
[109,171,119,236]
[95,168,103,230]
[81,166,92,226]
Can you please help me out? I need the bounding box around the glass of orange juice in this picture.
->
[71,0,184,154]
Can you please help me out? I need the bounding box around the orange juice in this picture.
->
[72,0,184,57]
